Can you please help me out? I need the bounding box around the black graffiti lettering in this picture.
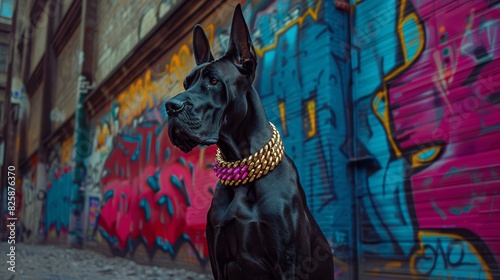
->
[416,244,437,275]
[447,240,471,267]
[415,238,476,276]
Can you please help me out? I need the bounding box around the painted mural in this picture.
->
[248,0,352,276]
[15,0,499,278]
[20,156,41,243]
[19,136,76,244]
[87,22,220,265]
[45,135,75,241]
[85,0,351,272]
[351,0,500,279]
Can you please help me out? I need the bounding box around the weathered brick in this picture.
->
[52,24,81,132]
[94,0,165,84]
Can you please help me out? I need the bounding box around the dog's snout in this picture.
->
[165,98,186,116]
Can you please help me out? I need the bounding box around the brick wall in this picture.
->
[26,83,43,156]
[94,0,181,84]
[15,0,500,278]
[52,24,81,132]
[84,1,349,276]
[29,3,49,74]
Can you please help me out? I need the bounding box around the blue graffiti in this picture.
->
[170,174,191,206]
[105,190,114,202]
[156,237,175,254]
[158,194,175,217]
[350,0,423,258]
[352,1,397,94]
[45,171,73,234]
[139,198,151,222]
[254,0,351,251]
[413,233,492,279]
[121,135,142,162]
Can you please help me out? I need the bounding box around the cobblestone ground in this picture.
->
[0,242,213,280]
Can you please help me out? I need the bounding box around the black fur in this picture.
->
[165,5,334,279]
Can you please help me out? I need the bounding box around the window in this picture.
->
[0,44,7,72]
[0,0,12,19]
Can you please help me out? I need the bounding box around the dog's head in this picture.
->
[165,4,257,153]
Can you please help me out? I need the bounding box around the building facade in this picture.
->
[0,0,11,125]
[0,0,12,242]
[2,0,499,279]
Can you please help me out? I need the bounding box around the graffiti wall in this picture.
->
[44,135,75,243]
[16,0,499,278]
[20,156,44,244]
[85,15,223,270]
[18,134,76,245]
[84,0,352,274]
[351,0,500,278]
[249,0,352,276]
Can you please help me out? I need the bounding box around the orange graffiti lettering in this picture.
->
[96,122,113,149]
[61,135,74,166]
[117,70,162,128]
[116,24,215,129]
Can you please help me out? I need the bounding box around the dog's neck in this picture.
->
[217,87,273,162]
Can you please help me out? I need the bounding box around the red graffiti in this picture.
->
[98,121,217,259]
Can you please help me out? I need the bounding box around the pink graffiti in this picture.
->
[98,121,217,259]
[389,0,500,258]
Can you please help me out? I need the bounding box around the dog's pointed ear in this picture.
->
[193,24,214,65]
[226,4,257,76]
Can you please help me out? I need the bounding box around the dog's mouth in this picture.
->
[168,124,218,153]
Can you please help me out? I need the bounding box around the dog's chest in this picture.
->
[208,186,272,256]
[210,186,260,228]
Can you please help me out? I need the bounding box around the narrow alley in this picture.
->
[0,242,212,280]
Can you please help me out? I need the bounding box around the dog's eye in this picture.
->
[209,78,218,85]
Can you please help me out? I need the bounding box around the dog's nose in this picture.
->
[165,99,185,116]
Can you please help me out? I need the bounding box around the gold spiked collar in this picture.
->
[214,122,284,186]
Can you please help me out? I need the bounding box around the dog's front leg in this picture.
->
[259,205,314,279]
[277,219,334,280]
[206,215,220,280]
[268,251,306,280]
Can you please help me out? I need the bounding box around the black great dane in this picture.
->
[165,4,334,280]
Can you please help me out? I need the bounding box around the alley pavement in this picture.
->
[0,242,212,280]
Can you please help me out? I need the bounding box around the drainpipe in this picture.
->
[68,0,96,248]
